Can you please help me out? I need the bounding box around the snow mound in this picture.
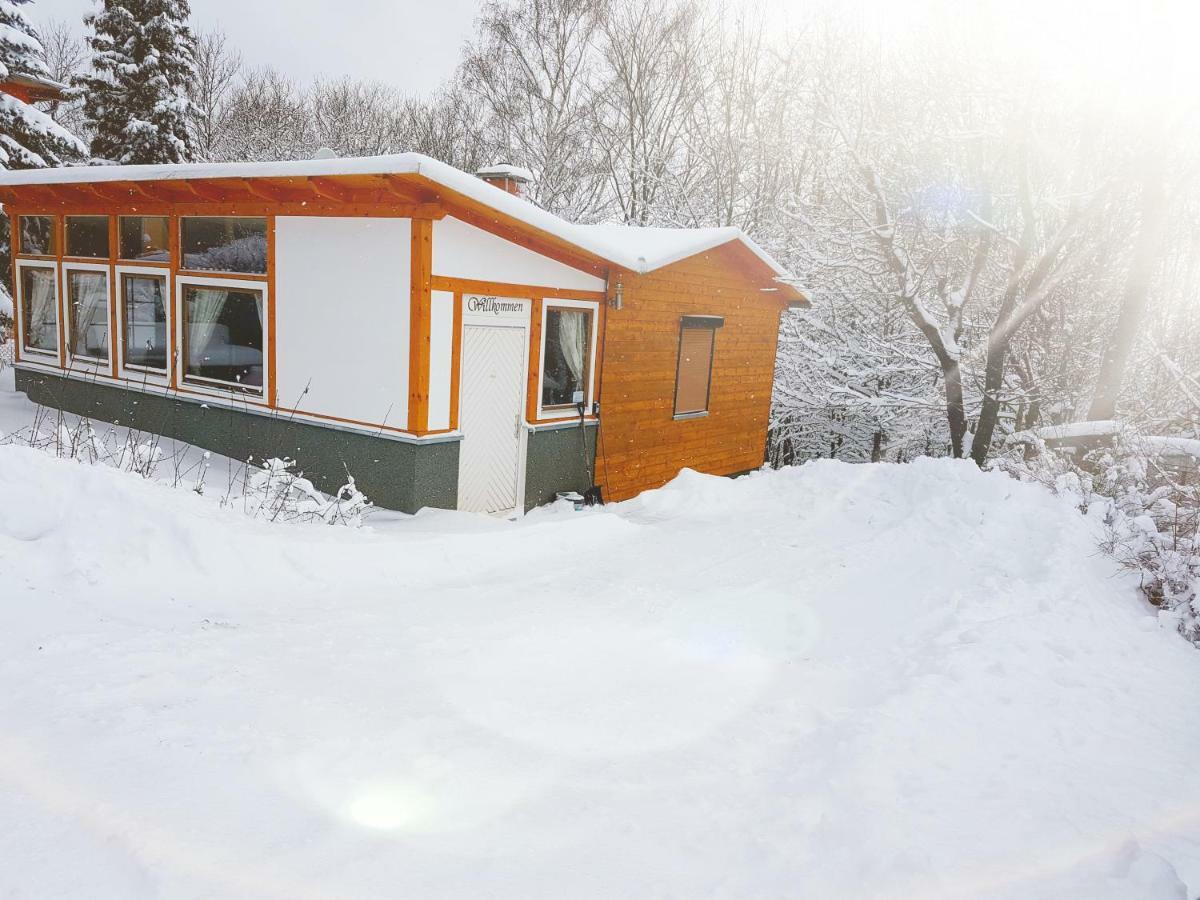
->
[2,449,1199,899]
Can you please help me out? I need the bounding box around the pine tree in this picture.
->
[76,0,198,165]
[0,0,86,169]
[0,0,86,322]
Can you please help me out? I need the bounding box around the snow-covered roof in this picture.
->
[0,153,797,282]
[5,72,67,92]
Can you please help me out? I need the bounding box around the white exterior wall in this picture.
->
[275,216,410,427]
[432,217,606,293]
[428,290,454,431]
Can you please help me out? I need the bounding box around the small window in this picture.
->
[183,283,264,393]
[122,274,168,371]
[541,307,592,408]
[20,265,58,354]
[65,216,109,258]
[119,216,170,262]
[181,217,267,274]
[18,216,56,256]
[673,316,723,417]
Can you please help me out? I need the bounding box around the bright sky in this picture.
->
[30,0,1200,121]
[32,0,482,95]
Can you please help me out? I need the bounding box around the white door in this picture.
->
[458,324,527,514]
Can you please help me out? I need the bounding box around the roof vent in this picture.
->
[313,147,338,160]
[475,163,533,197]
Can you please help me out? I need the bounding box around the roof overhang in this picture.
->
[3,72,67,101]
[0,153,807,301]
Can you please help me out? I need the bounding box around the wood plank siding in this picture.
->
[598,243,787,501]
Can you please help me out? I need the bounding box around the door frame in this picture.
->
[458,295,532,516]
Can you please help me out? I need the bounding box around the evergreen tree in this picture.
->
[0,0,86,319]
[0,0,86,170]
[76,0,198,164]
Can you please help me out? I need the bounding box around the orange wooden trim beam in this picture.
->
[408,217,433,434]
[525,296,543,422]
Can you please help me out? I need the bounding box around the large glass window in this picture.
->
[18,216,56,256]
[119,216,170,262]
[181,217,267,274]
[66,270,110,363]
[122,274,168,371]
[20,266,58,354]
[541,307,591,408]
[183,284,264,393]
[65,216,109,258]
[674,316,722,417]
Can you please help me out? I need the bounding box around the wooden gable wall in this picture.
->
[597,243,788,501]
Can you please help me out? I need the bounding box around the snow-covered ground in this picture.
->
[2,371,1199,899]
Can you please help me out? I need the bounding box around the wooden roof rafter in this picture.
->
[238,178,290,203]
[307,176,354,203]
[376,174,436,205]
[177,180,228,202]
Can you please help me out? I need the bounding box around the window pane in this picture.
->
[123,275,167,370]
[674,326,715,415]
[181,217,267,274]
[119,216,170,261]
[184,285,264,392]
[21,266,57,353]
[18,216,56,255]
[67,270,110,362]
[541,308,590,407]
[65,216,109,258]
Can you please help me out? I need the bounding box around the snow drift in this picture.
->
[1,446,1198,899]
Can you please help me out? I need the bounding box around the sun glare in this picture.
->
[736,0,1200,120]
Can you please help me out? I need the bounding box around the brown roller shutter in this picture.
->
[674,323,717,415]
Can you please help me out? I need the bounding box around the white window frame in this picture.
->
[535,297,599,421]
[61,261,113,371]
[115,264,172,383]
[14,258,62,367]
[175,274,270,403]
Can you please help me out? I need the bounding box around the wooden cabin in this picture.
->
[0,154,806,514]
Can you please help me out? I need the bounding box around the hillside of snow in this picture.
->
[1,386,1199,897]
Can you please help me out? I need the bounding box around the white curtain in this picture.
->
[557,310,586,389]
[71,272,108,357]
[26,269,56,350]
[187,288,228,368]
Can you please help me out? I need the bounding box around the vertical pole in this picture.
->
[408,218,432,434]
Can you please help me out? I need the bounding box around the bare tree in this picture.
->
[213,67,312,162]
[190,28,243,161]
[461,0,607,217]
[592,0,706,225]
[36,18,87,137]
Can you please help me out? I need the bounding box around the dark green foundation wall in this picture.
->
[523,422,598,510]
[15,370,459,514]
